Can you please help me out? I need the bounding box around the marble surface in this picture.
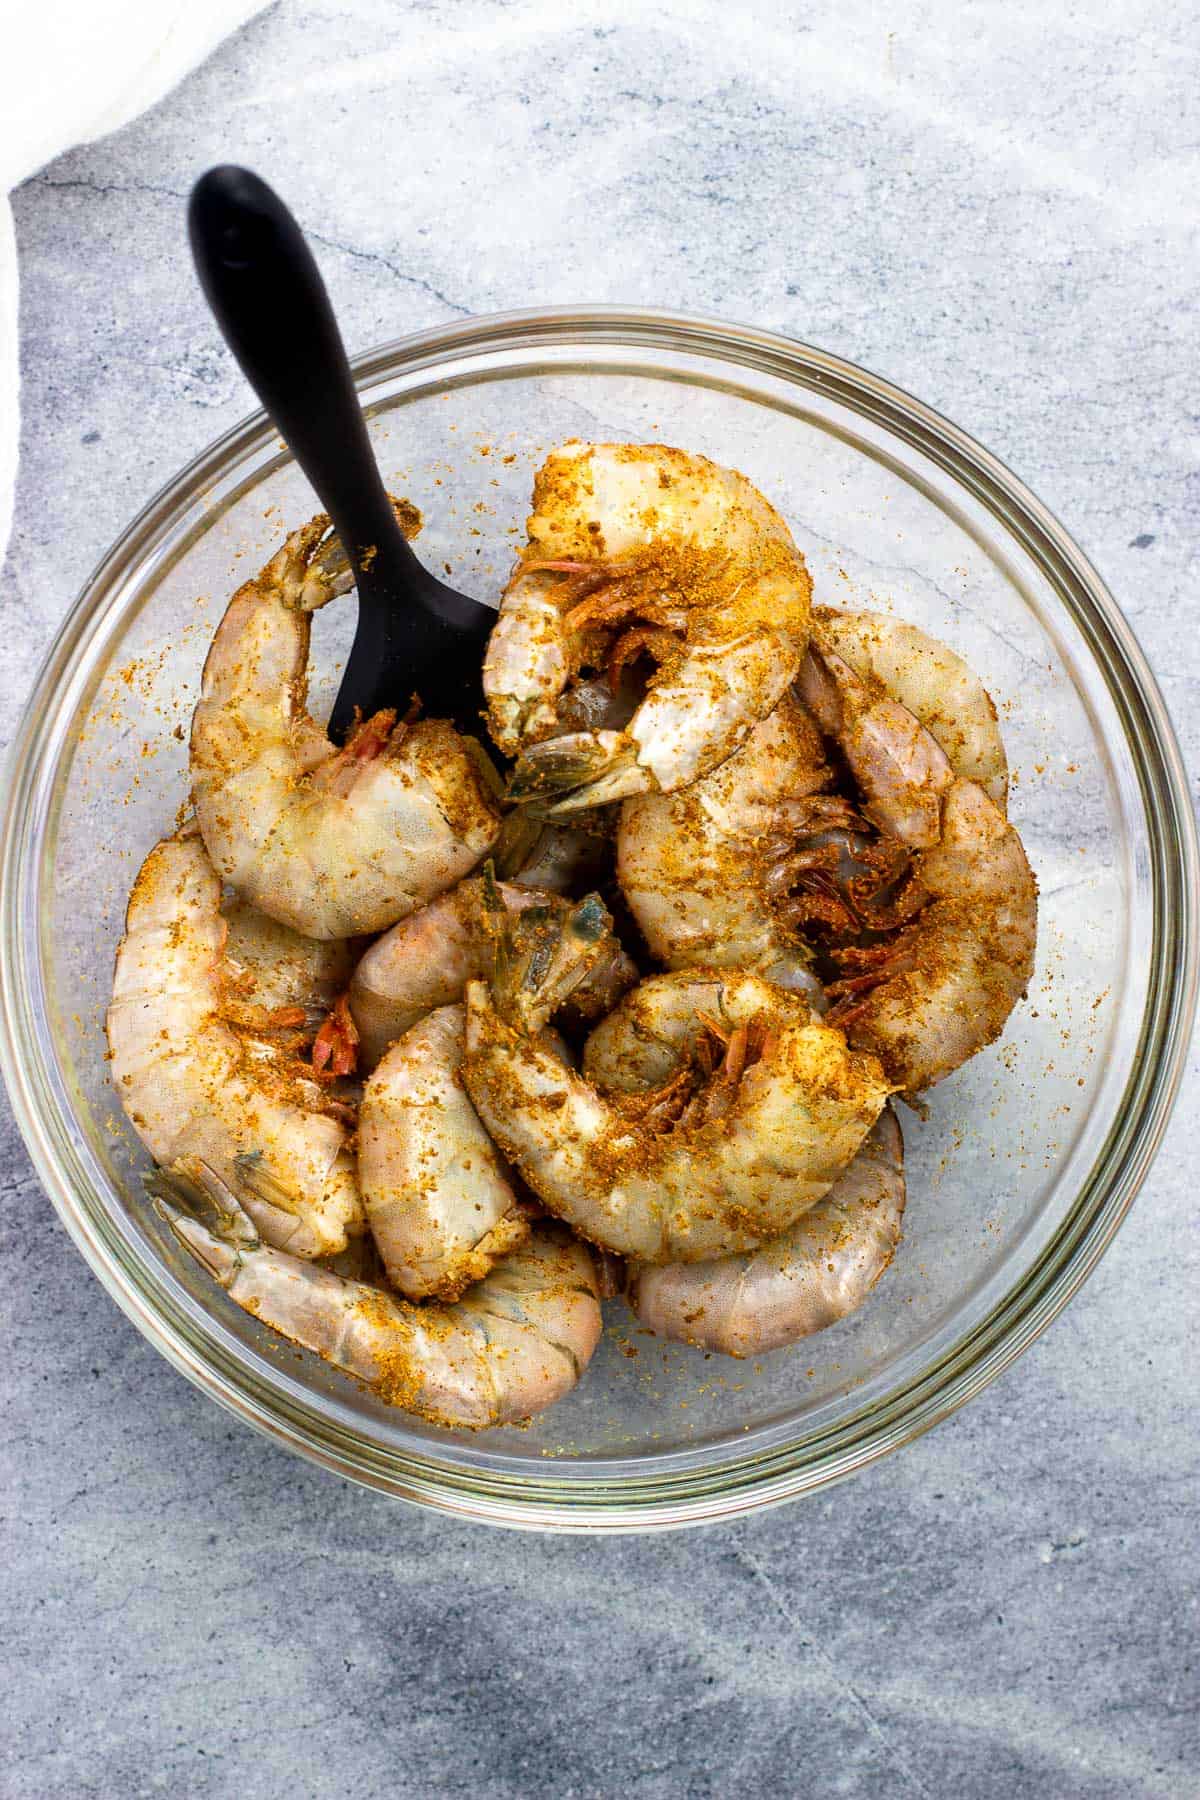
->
[3,3,1197,1795]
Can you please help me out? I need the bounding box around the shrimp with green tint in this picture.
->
[356,877,634,1294]
[349,874,636,1070]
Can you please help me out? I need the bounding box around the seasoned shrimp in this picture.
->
[817,608,1008,808]
[795,620,1037,1091]
[155,1162,601,1429]
[107,830,363,1258]
[619,614,1010,993]
[488,443,813,812]
[464,921,892,1262]
[628,1108,905,1356]
[358,1004,533,1300]
[191,510,502,939]
[220,899,353,1038]
[618,692,833,997]
[349,874,636,1069]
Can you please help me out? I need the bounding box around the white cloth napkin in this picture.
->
[0,0,267,565]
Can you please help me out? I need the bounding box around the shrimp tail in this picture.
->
[146,1157,259,1283]
[507,730,648,814]
[487,879,615,1028]
[474,860,516,1015]
[490,806,547,879]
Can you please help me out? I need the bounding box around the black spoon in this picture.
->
[188,165,494,741]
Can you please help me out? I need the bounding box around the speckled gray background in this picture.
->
[3,3,1197,1796]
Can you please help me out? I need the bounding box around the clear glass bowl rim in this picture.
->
[1,304,1195,1533]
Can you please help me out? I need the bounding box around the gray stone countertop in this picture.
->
[2,4,1196,1795]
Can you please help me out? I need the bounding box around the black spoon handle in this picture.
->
[188,165,409,575]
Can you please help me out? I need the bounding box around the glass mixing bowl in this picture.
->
[2,308,1194,1531]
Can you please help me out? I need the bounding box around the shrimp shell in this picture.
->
[816,608,1008,809]
[191,510,501,939]
[348,876,636,1071]
[618,613,1011,998]
[357,1004,531,1301]
[156,1162,601,1430]
[487,443,813,811]
[220,898,353,1035]
[628,1108,905,1356]
[464,962,892,1265]
[617,691,831,997]
[106,831,363,1258]
[798,626,1037,1091]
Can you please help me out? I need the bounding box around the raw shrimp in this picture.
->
[357,881,636,1291]
[796,620,1037,1091]
[618,613,1010,992]
[107,829,363,1258]
[618,691,834,997]
[358,1004,533,1300]
[628,1108,905,1356]
[463,929,892,1262]
[220,898,354,1041]
[191,510,502,939]
[155,1161,601,1429]
[487,443,813,812]
[817,608,1008,808]
[349,875,636,1069]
